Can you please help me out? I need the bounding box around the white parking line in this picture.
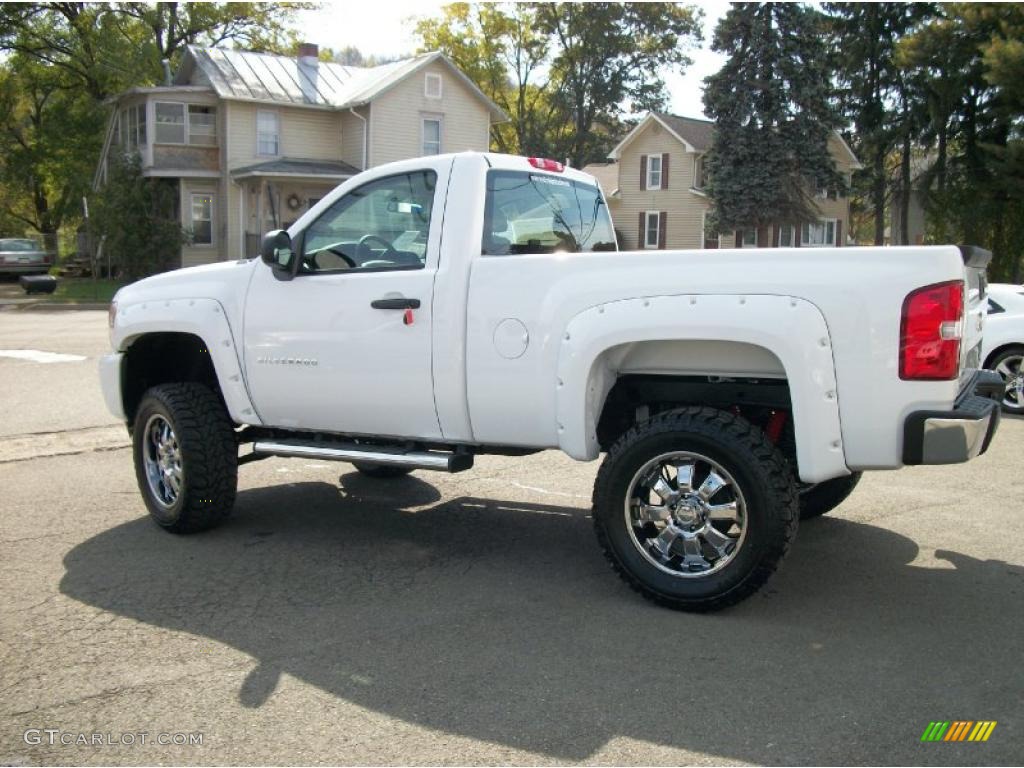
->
[0,349,87,363]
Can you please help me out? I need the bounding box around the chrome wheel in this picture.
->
[142,414,182,508]
[994,353,1024,410]
[624,451,747,578]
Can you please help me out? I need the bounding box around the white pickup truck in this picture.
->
[99,152,1003,611]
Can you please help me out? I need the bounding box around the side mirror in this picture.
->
[260,229,294,271]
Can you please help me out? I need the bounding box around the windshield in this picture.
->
[483,171,617,255]
[0,239,41,252]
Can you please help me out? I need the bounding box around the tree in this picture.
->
[827,3,926,245]
[536,2,701,167]
[93,154,183,279]
[417,2,701,165]
[0,3,309,97]
[0,54,104,241]
[898,3,1024,280]
[416,3,555,155]
[703,3,842,234]
[0,2,310,252]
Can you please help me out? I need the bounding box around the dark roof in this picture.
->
[230,158,361,179]
[654,113,715,152]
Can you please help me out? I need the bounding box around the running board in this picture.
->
[251,438,473,473]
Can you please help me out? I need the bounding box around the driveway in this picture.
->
[1,311,1020,765]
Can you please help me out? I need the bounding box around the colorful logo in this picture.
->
[921,721,997,742]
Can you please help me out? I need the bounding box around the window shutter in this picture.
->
[659,211,667,249]
[662,153,669,189]
[640,155,647,191]
[835,219,843,247]
[638,212,646,248]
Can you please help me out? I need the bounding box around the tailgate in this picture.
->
[959,246,991,383]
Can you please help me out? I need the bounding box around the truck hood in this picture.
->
[114,259,258,306]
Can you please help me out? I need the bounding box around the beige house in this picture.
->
[94,44,506,267]
[585,112,861,251]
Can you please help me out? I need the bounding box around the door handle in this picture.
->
[371,298,421,310]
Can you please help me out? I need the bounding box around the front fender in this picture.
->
[555,294,847,484]
[112,297,262,426]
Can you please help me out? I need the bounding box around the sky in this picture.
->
[295,1,731,120]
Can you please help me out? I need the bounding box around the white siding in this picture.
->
[225,101,340,168]
[369,62,490,166]
[614,123,708,251]
[609,124,859,250]
[340,107,368,170]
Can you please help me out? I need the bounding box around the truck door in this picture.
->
[242,160,450,439]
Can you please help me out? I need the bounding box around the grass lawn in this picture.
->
[50,278,127,304]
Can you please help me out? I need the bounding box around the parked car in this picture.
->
[0,237,52,276]
[982,282,1024,414]
[99,152,1003,612]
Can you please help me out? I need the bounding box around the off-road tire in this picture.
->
[592,406,798,612]
[798,472,862,520]
[132,383,237,533]
[352,462,414,479]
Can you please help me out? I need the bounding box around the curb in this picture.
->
[12,302,110,311]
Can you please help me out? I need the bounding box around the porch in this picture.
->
[231,158,360,258]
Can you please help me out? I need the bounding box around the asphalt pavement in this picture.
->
[1,310,1021,765]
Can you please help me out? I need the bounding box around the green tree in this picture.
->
[0,55,104,241]
[703,2,842,234]
[417,3,553,155]
[417,2,701,165]
[899,3,1024,280]
[0,2,310,255]
[93,154,183,279]
[536,2,701,167]
[827,3,926,245]
[0,3,309,97]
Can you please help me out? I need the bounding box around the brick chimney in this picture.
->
[298,43,319,66]
[297,43,319,104]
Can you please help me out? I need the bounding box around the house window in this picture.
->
[801,219,837,246]
[739,228,758,247]
[644,211,661,249]
[779,225,796,247]
[188,105,217,145]
[155,102,186,144]
[646,154,662,190]
[257,110,280,156]
[121,104,146,149]
[422,116,442,155]
[424,72,442,99]
[190,193,214,246]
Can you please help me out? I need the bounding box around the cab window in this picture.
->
[301,170,437,273]
[483,170,617,256]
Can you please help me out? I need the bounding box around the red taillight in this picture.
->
[527,157,564,172]
[899,280,964,380]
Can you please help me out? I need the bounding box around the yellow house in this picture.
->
[94,44,506,267]
[585,112,861,251]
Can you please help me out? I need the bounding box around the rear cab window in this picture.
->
[482,170,617,256]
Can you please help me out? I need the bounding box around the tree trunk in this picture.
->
[872,150,886,245]
[899,128,912,246]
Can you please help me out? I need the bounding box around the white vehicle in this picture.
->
[99,152,1003,611]
[981,283,1024,414]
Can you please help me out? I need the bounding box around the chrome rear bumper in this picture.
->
[903,370,1002,465]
